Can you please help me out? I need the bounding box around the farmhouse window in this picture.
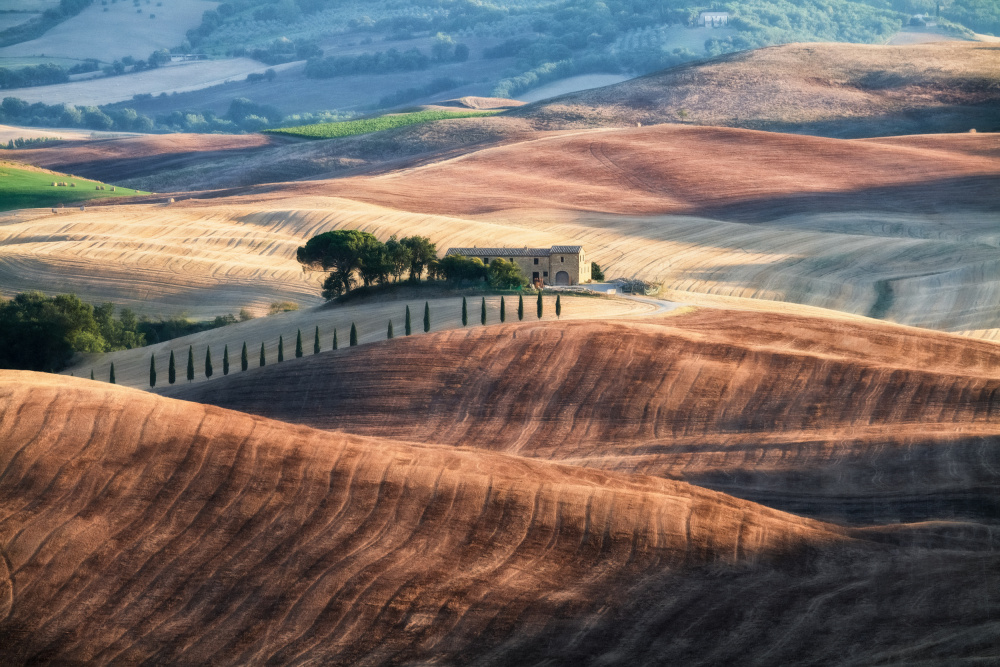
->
[543,271,548,277]
[560,257,564,262]
[483,258,489,264]
[533,258,539,264]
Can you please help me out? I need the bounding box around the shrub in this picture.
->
[591,262,605,281]
[488,258,528,289]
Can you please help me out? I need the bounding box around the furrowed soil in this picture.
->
[166,307,1000,529]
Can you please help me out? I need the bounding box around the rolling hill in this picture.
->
[517,41,1000,138]
[0,371,844,664]
[4,347,999,663]
[165,307,1000,527]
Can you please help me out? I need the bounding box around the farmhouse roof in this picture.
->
[445,246,582,257]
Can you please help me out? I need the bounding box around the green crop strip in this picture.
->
[265,109,502,140]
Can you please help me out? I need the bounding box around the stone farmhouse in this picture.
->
[445,245,590,287]
[698,10,730,26]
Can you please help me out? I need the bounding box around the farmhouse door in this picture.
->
[555,271,570,285]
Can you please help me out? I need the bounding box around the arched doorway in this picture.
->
[555,271,570,285]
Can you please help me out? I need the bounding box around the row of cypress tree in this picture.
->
[96,294,561,386]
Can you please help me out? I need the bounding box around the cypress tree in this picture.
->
[518,293,524,321]
[260,342,266,367]
[168,351,176,384]
[295,329,303,358]
[110,362,116,384]
[223,344,230,375]
[423,301,430,333]
[537,291,543,319]
[90,369,94,380]
[350,323,358,346]
[205,346,213,378]
[186,346,195,382]
[333,328,338,350]
[556,294,562,319]
[387,320,394,339]
[241,342,248,371]
[461,297,468,326]
[500,296,506,322]
[481,297,487,325]
[149,354,156,387]
[278,335,284,362]
[314,326,320,354]
[405,306,412,335]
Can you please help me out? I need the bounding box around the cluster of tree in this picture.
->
[0,63,68,90]
[236,38,323,65]
[296,230,438,300]
[0,95,290,134]
[941,0,1000,34]
[377,77,464,108]
[2,136,60,149]
[0,0,92,49]
[0,292,144,372]
[436,255,529,289]
[0,291,255,372]
[0,97,157,131]
[0,49,170,92]
[304,48,430,79]
[430,33,470,62]
[245,68,277,84]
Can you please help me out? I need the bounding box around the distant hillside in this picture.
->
[515,42,1000,138]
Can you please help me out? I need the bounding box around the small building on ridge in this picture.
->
[445,245,590,287]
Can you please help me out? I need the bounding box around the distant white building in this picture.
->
[698,11,730,27]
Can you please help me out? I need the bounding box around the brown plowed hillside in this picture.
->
[519,42,1000,137]
[303,125,1000,219]
[0,371,852,664]
[166,307,1000,525]
[12,132,280,185]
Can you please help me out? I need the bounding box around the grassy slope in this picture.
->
[266,109,502,140]
[0,161,144,210]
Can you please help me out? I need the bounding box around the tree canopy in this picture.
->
[296,230,438,300]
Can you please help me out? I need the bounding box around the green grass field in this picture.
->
[265,110,502,140]
[0,163,145,211]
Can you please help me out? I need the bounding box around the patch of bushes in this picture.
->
[377,77,465,108]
